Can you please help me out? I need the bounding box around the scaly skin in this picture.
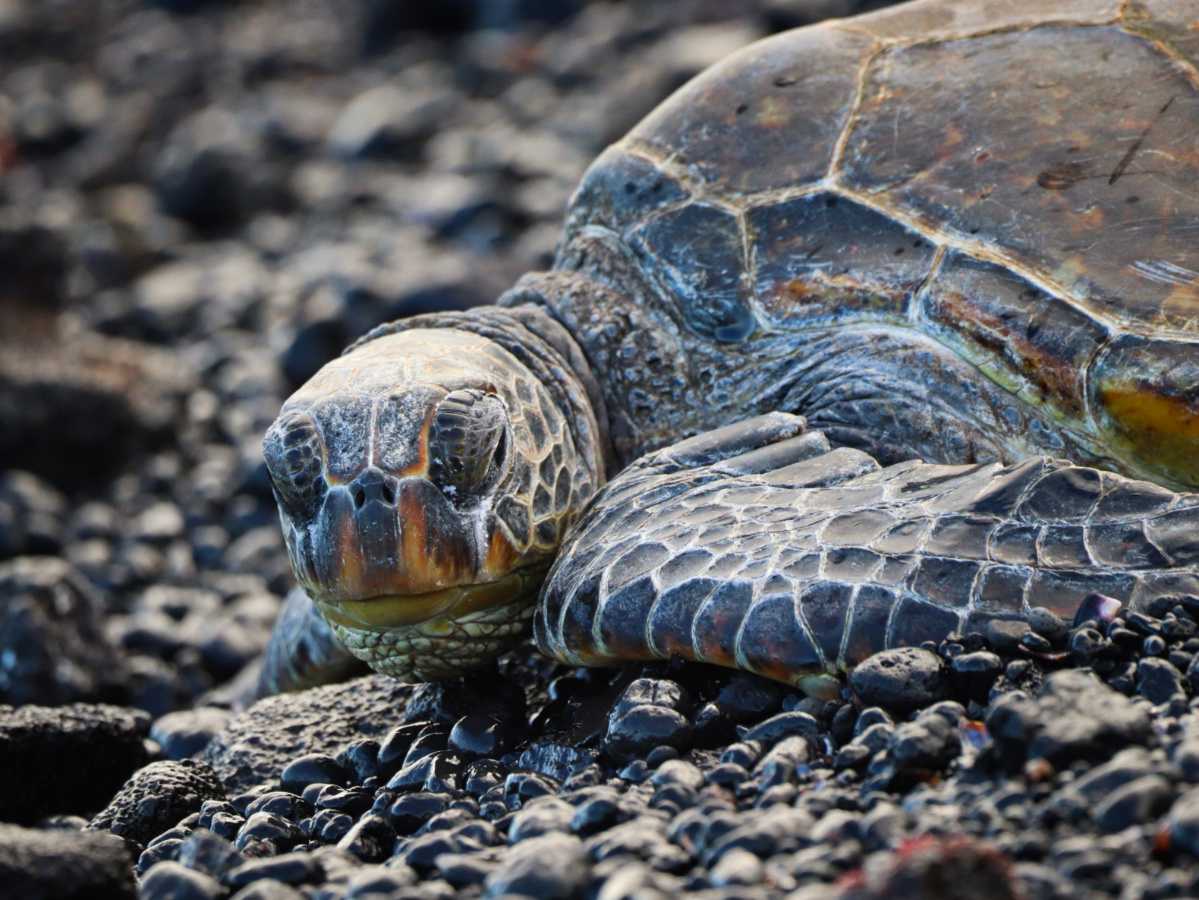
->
[261,309,607,684]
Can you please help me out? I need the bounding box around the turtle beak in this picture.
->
[303,466,479,603]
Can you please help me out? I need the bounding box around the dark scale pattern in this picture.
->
[536,415,1199,691]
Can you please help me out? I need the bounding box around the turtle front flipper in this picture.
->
[534,432,1199,696]
[254,587,370,698]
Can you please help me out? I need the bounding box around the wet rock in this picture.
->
[336,740,380,786]
[86,759,225,849]
[1092,775,1175,831]
[205,675,412,795]
[1137,657,1185,705]
[242,793,311,823]
[337,814,396,862]
[0,823,135,900]
[985,670,1152,767]
[0,556,126,705]
[406,669,527,726]
[742,711,822,744]
[603,678,693,763]
[849,648,950,715]
[280,754,351,795]
[177,829,246,880]
[151,709,233,761]
[509,797,575,841]
[449,715,514,761]
[0,702,147,824]
[140,860,223,900]
[387,792,451,836]
[483,831,589,899]
[518,741,599,782]
[236,811,305,855]
[225,853,323,889]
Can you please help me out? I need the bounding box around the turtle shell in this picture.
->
[558,0,1199,489]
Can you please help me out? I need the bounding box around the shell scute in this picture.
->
[747,192,937,327]
[624,26,875,197]
[565,147,690,237]
[919,253,1109,418]
[630,202,756,342]
[845,0,1123,42]
[839,25,1199,328]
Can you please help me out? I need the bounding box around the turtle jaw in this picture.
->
[311,569,548,681]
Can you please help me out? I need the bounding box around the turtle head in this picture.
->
[263,318,607,682]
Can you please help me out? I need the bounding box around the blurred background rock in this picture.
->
[0,0,892,715]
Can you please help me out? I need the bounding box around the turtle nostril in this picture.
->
[354,488,366,509]
[381,484,395,505]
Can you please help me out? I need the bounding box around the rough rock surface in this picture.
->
[0,823,136,900]
[0,702,148,824]
[86,759,225,849]
[205,675,412,795]
[0,556,126,705]
[986,669,1153,767]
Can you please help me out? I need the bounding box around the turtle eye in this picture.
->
[263,411,328,520]
[429,389,509,501]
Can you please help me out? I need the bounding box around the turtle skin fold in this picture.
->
[535,413,1199,695]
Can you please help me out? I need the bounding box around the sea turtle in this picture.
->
[259,0,1199,698]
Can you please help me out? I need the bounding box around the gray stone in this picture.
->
[139,860,222,900]
[205,675,412,795]
[484,832,589,899]
[0,702,147,825]
[0,823,135,900]
[849,648,950,715]
[151,708,233,761]
[88,759,225,849]
[0,557,126,706]
[986,670,1152,767]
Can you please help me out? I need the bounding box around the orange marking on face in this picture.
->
[482,526,520,582]
[336,512,365,587]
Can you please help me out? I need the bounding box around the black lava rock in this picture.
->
[280,755,351,795]
[87,759,225,849]
[0,702,148,824]
[0,558,126,705]
[483,832,588,899]
[236,811,305,855]
[849,648,950,715]
[0,823,136,900]
[139,860,223,900]
[205,675,412,795]
[406,668,527,726]
[1137,657,1186,705]
[151,709,232,762]
[337,813,396,862]
[742,711,821,744]
[448,715,514,761]
[1093,775,1175,832]
[176,828,246,880]
[225,853,323,888]
[602,678,693,763]
[986,669,1152,767]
